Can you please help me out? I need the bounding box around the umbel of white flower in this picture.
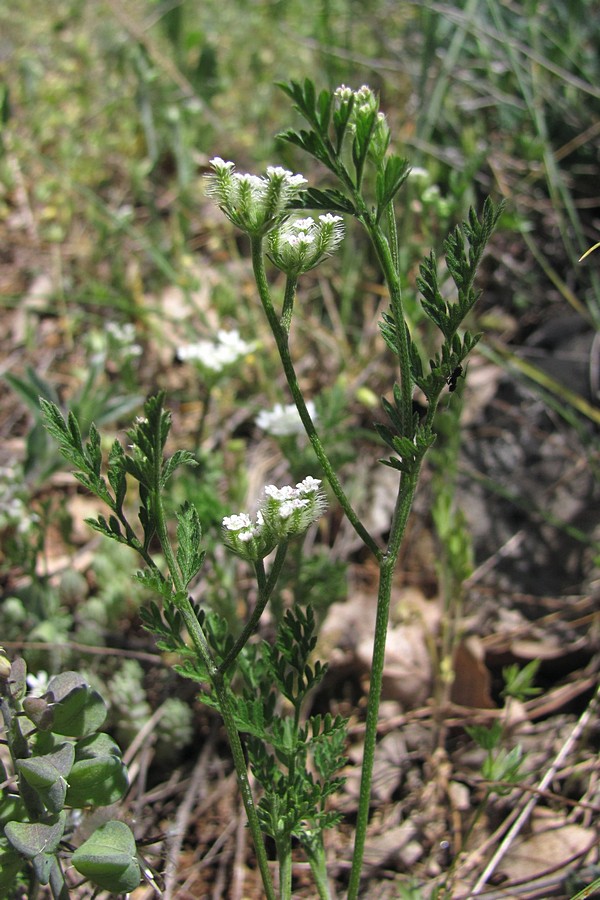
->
[255,400,317,437]
[267,215,344,276]
[206,158,307,237]
[222,477,326,561]
[177,329,257,374]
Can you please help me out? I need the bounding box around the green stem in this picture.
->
[218,542,289,674]
[250,236,381,562]
[0,695,69,899]
[0,696,44,819]
[149,430,276,900]
[305,837,333,900]
[364,218,413,431]
[385,202,400,277]
[276,834,293,900]
[347,468,420,900]
[281,276,298,335]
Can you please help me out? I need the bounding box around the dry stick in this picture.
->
[470,681,600,895]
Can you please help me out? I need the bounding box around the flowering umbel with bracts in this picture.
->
[222,477,326,562]
[206,158,307,237]
[268,214,344,276]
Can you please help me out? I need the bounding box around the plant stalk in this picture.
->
[250,236,381,562]
[150,425,277,900]
[347,471,419,899]
[218,542,289,674]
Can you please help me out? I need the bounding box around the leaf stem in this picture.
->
[218,542,289,674]
[363,217,413,432]
[347,470,419,899]
[149,405,276,900]
[250,236,381,562]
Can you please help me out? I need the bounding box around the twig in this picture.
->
[470,681,600,894]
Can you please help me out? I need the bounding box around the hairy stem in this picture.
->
[347,471,419,899]
[149,428,276,900]
[250,236,381,561]
[218,542,289,674]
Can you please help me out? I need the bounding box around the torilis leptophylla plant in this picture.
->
[204,79,502,898]
[32,79,502,900]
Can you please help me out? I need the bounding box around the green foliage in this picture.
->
[465,667,531,797]
[501,659,542,702]
[41,391,200,576]
[71,819,141,893]
[240,606,347,847]
[36,70,501,900]
[0,654,138,896]
[5,361,142,482]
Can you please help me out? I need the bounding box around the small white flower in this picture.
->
[26,670,49,697]
[256,400,317,437]
[177,329,256,375]
[296,476,322,494]
[279,498,309,519]
[266,166,288,178]
[223,513,253,532]
[335,84,353,102]
[264,484,296,501]
[209,157,235,172]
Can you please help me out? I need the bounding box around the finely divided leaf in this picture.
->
[176,502,205,588]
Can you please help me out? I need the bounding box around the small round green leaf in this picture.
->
[44,673,107,737]
[17,743,74,814]
[4,812,66,860]
[66,755,128,808]
[74,731,122,761]
[72,820,141,893]
[8,657,27,700]
[23,696,53,730]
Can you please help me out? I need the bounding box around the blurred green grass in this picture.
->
[1,0,599,537]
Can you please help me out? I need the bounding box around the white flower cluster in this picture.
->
[105,322,143,358]
[222,476,326,561]
[206,158,307,237]
[335,83,378,116]
[177,329,257,374]
[255,400,316,437]
[267,214,344,276]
